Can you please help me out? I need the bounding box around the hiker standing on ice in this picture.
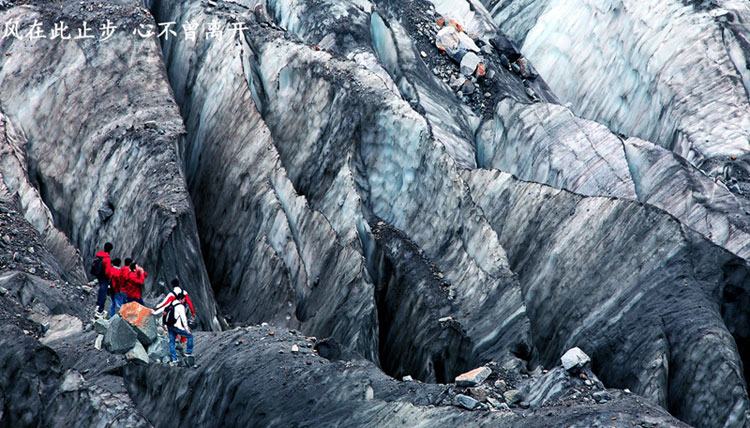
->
[153,292,194,365]
[90,242,113,319]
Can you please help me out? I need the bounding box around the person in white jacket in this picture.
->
[153,292,193,364]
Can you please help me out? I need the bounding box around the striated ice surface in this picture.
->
[490,0,750,184]
[466,168,750,428]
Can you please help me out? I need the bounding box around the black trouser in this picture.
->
[95,278,110,312]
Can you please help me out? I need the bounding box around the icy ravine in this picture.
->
[149,0,533,380]
[488,0,750,186]
[0,2,222,330]
[148,0,380,362]
[466,169,750,428]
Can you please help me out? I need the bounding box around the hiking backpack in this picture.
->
[163,302,179,328]
[90,257,104,278]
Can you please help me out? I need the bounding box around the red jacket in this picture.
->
[106,266,122,293]
[122,267,146,300]
[94,251,112,280]
[155,292,195,316]
[117,267,131,295]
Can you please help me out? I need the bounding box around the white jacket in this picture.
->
[172,302,189,331]
[154,300,189,331]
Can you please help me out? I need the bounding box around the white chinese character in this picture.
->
[2,20,21,40]
[183,21,198,42]
[99,20,117,41]
[50,21,71,40]
[228,21,248,38]
[205,21,223,39]
[157,21,177,40]
[133,23,154,38]
[75,21,94,39]
[27,20,46,41]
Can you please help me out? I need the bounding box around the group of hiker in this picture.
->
[91,242,146,317]
[91,242,196,364]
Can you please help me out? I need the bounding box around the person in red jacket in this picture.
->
[92,242,113,319]
[107,258,127,317]
[125,262,147,305]
[152,279,196,344]
[154,279,196,317]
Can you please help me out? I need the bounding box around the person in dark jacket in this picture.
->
[92,242,113,319]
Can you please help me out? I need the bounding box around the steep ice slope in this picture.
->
[488,0,750,187]
[149,0,379,361]
[624,137,750,259]
[477,99,637,198]
[466,169,750,428]
[262,0,480,168]
[478,97,750,261]
[0,112,86,284]
[243,18,532,372]
[0,1,221,329]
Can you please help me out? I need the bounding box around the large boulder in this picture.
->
[119,302,157,346]
[126,342,149,364]
[455,366,491,387]
[560,347,590,372]
[103,315,137,354]
[147,334,170,363]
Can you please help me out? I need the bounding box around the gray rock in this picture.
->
[104,315,137,354]
[126,342,149,364]
[119,304,158,346]
[459,52,481,76]
[60,370,84,392]
[454,394,479,410]
[147,334,170,362]
[1,235,10,244]
[561,347,590,372]
[39,314,83,345]
[94,334,103,350]
[455,366,491,387]
[503,389,521,405]
[94,318,110,335]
